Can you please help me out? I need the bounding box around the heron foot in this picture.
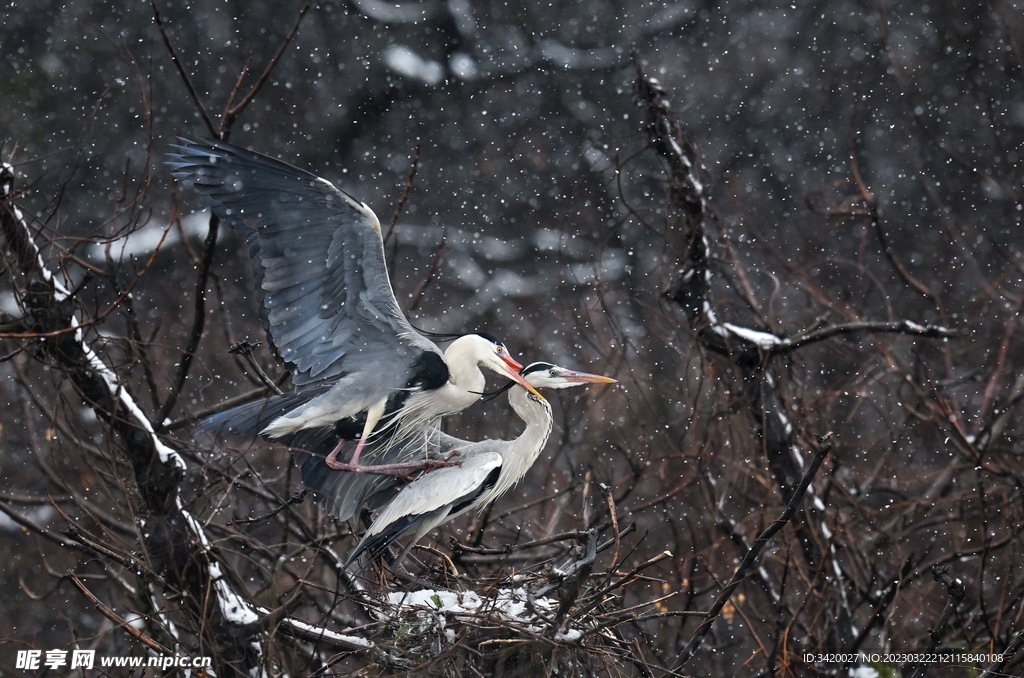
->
[324,457,461,478]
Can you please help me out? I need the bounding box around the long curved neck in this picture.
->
[485,386,553,500]
[442,338,488,393]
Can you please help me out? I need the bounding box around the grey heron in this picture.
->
[168,139,542,472]
[342,361,616,571]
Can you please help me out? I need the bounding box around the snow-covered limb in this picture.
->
[387,586,580,640]
[262,612,374,650]
[178,505,260,628]
[721,322,783,350]
[2,164,273,673]
[182,506,373,650]
[711,316,955,357]
[2,168,184,472]
[772,318,956,355]
[638,74,955,361]
[72,317,186,470]
[389,586,555,620]
[2,163,71,301]
[638,73,708,215]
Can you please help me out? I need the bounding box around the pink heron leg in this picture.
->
[324,438,350,470]
[324,398,386,470]
[323,398,459,476]
[324,438,460,477]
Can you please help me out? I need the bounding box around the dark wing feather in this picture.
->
[296,425,469,521]
[167,138,441,389]
[342,462,501,571]
[344,512,424,571]
[196,386,332,437]
[343,453,502,570]
[300,452,403,520]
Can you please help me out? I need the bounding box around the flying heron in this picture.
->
[341,361,616,571]
[168,138,543,472]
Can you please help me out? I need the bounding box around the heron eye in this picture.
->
[496,346,504,354]
[549,369,557,376]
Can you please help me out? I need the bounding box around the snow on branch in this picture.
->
[633,79,955,359]
[265,612,374,651]
[71,315,186,470]
[1,163,381,668]
[713,318,956,357]
[1,163,72,302]
[774,319,957,353]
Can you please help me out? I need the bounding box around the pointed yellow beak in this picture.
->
[559,369,617,385]
[495,352,544,399]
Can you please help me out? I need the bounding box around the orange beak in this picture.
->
[559,369,617,385]
[497,354,544,400]
[500,353,524,372]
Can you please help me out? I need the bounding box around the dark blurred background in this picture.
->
[2,0,1023,675]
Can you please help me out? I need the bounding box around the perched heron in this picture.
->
[342,361,616,571]
[168,139,542,472]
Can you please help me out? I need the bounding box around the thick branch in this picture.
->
[772,319,956,355]
[1,166,280,675]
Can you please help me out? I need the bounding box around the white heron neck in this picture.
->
[432,338,489,413]
[484,386,553,501]
[395,347,486,431]
[445,356,487,393]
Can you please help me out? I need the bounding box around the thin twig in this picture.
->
[150,0,217,136]
[407,228,447,313]
[383,143,421,245]
[676,432,835,667]
[165,385,272,431]
[156,213,220,428]
[231,491,308,525]
[61,526,142,571]
[977,294,1024,430]
[902,565,965,678]
[0,501,81,551]
[220,0,312,131]
[229,340,284,395]
[452,524,611,556]
[66,571,174,656]
[604,484,621,571]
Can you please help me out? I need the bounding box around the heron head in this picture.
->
[447,333,543,399]
[520,362,618,390]
[471,332,524,373]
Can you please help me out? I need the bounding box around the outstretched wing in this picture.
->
[167,138,441,387]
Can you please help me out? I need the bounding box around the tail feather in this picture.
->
[299,452,402,522]
[344,513,422,572]
[195,387,329,438]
